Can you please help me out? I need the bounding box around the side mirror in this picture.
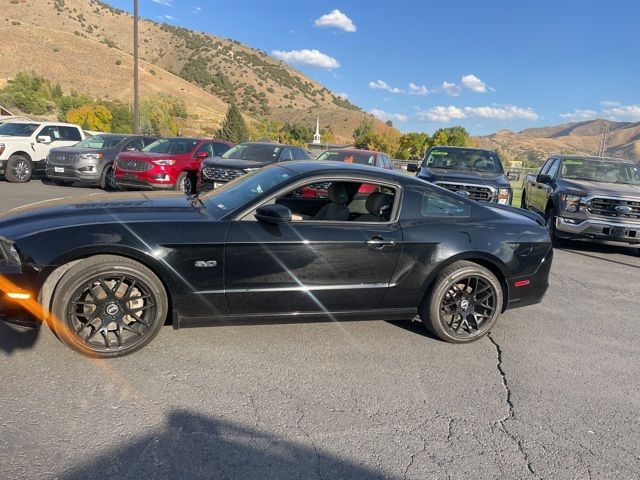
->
[37,135,52,144]
[196,151,209,158]
[536,173,552,184]
[506,171,519,181]
[255,204,292,224]
[406,163,420,173]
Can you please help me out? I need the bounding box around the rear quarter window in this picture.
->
[420,192,471,217]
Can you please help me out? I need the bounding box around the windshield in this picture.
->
[317,150,377,166]
[143,138,198,154]
[222,143,281,162]
[560,158,640,185]
[202,164,293,216]
[424,148,503,174]
[75,135,127,149]
[0,123,40,137]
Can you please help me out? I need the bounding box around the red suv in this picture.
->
[114,138,233,192]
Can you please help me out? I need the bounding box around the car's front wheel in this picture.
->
[50,255,168,358]
[5,154,33,183]
[99,164,118,191]
[421,261,503,343]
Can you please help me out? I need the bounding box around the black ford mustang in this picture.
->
[0,161,552,357]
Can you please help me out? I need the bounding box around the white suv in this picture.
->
[0,121,85,182]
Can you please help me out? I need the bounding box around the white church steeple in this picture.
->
[312,117,321,144]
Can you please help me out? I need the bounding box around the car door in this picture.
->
[533,158,558,212]
[32,125,60,162]
[531,158,553,211]
[223,179,404,315]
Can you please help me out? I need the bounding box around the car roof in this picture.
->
[6,121,81,127]
[278,160,415,182]
[327,148,382,155]
[428,146,498,154]
[553,154,636,164]
[238,141,301,148]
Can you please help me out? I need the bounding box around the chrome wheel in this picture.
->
[12,159,31,181]
[439,275,498,338]
[105,166,117,190]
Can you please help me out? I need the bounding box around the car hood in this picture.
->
[201,157,272,170]
[49,146,118,155]
[559,179,640,197]
[418,168,510,188]
[0,136,33,143]
[0,191,213,240]
[116,151,184,161]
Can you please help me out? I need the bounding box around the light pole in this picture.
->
[133,0,140,133]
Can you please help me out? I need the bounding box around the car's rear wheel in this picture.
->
[421,261,503,343]
[520,192,526,209]
[5,154,32,183]
[99,164,117,191]
[50,255,168,358]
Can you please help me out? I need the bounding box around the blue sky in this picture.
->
[107,0,640,135]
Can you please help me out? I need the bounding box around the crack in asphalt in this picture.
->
[488,333,537,477]
[403,416,450,480]
[295,408,324,480]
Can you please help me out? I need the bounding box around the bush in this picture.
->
[66,104,113,131]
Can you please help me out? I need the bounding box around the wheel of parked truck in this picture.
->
[99,164,118,191]
[50,255,168,358]
[421,261,503,343]
[545,208,564,248]
[53,179,74,187]
[175,171,193,194]
[5,154,33,183]
[520,192,526,209]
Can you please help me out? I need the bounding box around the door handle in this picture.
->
[366,236,396,248]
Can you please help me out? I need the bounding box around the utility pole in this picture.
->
[133,0,140,134]
[597,121,609,157]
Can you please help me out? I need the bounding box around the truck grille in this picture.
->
[116,160,152,172]
[48,153,78,166]
[436,182,495,202]
[586,197,640,220]
[202,166,245,182]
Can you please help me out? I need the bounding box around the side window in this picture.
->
[381,155,392,169]
[280,148,294,161]
[213,142,231,157]
[540,158,555,174]
[421,191,471,217]
[547,159,560,179]
[126,138,145,151]
[59,126,82,142]
[144,137,157,146]
[196,143,214,158]
[38,126,60,141]
[293,148,308,160]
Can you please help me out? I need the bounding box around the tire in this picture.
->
[175,171,193,193]
[5,154,33,183]
[520,192,526,209]
[99,164,117,191]
[545,208,564,248]
[53,179,74,187]
[50,255,168,358]
[420,261,503,343]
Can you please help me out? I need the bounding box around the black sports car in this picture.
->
[0,161,552,358]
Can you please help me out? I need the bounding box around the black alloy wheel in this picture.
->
[546,208,563,247]
[422,261,503,343]
[51,255,167,357]
[100,164,118,191]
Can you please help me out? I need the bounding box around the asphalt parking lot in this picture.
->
[1,179,639,480]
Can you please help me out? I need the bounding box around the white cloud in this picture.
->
[441,81,462,97]
[602,104,640,121]
[599,100,621,107]
[408,82,430,96]
[464,105,539,120]
[416,104,539,122]
[153,0,173,6]
[337,92,348,100]
[163,14,176,20]
[271,49,339,68]
[192,6,201,14]
[417,106,466,122]
[560,109,598,122]
[368,79,404,94]
[369,109,408,123]
[460,74,491,93]
[314,9,356,32]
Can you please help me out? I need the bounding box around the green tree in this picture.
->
[218,104,249,143]
[353,118,374,145]
[432,126,470,147]
[102,101,133,133]
[180,58,212,88]
[0,71,54,115]
[396,132,431,159]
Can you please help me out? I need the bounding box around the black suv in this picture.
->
[408,146,513,204]
[197,142,311,191]
[46,134,157,190]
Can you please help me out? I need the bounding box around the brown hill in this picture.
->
[476,119,640,163]
[1,0,395,141]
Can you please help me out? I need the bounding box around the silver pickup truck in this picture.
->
[522,154,640,253]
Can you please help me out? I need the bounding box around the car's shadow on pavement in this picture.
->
[557,241,640,268]
[0,321,40,355]
[387,318,440,341]
[60,409,390,480]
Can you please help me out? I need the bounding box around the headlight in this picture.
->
[0,143,5,156]
[80,153,104,160]
[562,194,582,213]
[153,159,176,166]
[0,238,21,268]
[497,188,512,205]
[243,168,259,173]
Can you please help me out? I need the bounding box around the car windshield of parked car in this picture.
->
[0,122,40,137]
[560,158,640,185]
[316,151,377,166]
[142,138,198,154]
[221,144,281,162]
[75,135,127,149]
[202,165,293,217]
[424,149,503,174]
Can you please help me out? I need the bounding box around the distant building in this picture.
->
[312,117,321,144]
[0,105,14,117]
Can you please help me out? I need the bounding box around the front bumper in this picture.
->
[556,217,640,246]
[0,270,41,328]
[46,165,102,184]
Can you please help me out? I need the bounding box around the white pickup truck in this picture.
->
[0,121,85,182]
